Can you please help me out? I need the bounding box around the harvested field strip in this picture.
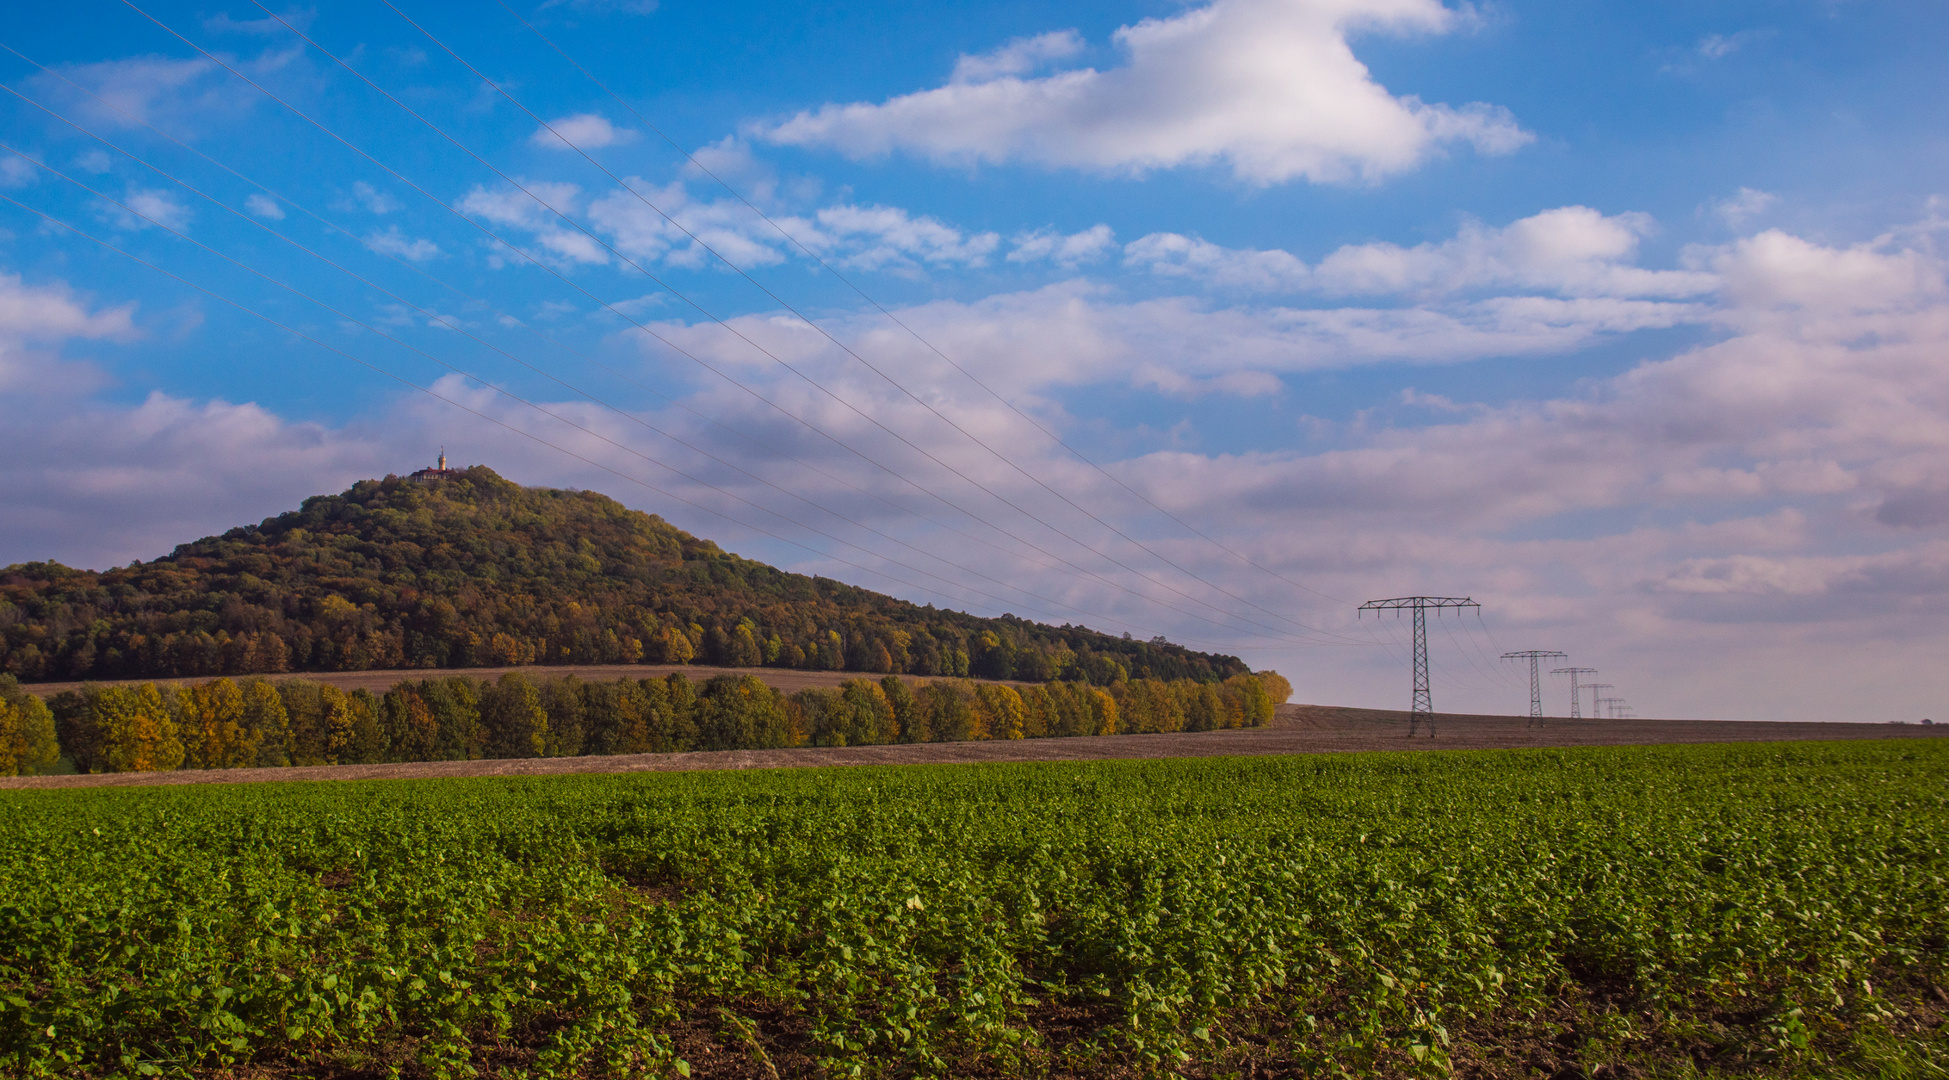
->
[2,741,1946,1078]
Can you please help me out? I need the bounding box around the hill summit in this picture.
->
[0,466,1250,686]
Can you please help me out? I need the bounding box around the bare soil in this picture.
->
[4,701,1940,791]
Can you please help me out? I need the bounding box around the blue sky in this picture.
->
[3,0,1947,721]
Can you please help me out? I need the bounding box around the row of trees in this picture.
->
[1,469,1251,687]
[39,670,1292,774]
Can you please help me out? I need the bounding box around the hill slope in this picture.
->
[0,467,1250,685]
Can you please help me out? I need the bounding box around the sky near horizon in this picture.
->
[2,0,1946,722]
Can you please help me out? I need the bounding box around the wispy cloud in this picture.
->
[530,113,638,151]
[365,225,441,262]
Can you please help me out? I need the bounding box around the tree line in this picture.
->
[1,468,1252,688]
[17,670,1293,775]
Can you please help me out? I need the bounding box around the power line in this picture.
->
[491,0,1362,615]
[1585,684,1616,720]
[382,0,1363,644]
[0,144,1156,636]
[0,40,1314,651]
[0,188,1073,621]
[104,0,1352,648]
[219,0,1348,649]
[0,89,1285,651]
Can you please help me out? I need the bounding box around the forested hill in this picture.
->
[0,466,1251,686]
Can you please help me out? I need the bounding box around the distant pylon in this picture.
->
[1585,684,1615,719]
[1359,596,1481,738]
[1552,667,1597,719]
[1501,650,1567,725]
[1597,695,1626,720]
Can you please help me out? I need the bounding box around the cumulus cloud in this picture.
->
[1123,232,1310,291]
[1120,206,1719,299]
[14,208,1949,722]
[0,272,136,391]
[458,180,610,267]
[757,0,1529,184]
[1312,206,1718,297]
[530,113,637,151]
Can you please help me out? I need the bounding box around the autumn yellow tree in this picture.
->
[974,684,1026,740]
[90,684,186,773]
[182,678,261,770]
[0,674,60,776]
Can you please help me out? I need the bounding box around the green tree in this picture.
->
[694,675,793,750]
[242,680,291,767]
[480,673,550,759]
[881,675,924,743]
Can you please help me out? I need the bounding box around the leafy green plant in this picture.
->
[1,740,1944,1077]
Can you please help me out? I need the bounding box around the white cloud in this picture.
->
[97,187,193,231]
[73,150,113,174]
[949,30,1087,84]
[1713,187,1777,227]
[1312,206,1718,298]
[459,180,609,267]
[0,390,396,571]
[1117,207,1719,299]
[364,225,442,262]
[348,180,401,215]
[26,49,299,138]
[530,113,637,151]
[1009,224,1118,268]
[1706,229,1942,313]
[801,204,1001,270]
[757,0,1529,184]
[0,272,137,391]
[244,193,286,220]
[1123,232,1310,291]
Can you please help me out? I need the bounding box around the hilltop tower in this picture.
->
[409,448,460,483]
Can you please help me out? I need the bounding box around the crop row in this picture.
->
[1,740,1945,1077]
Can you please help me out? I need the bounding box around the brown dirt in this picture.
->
[4,701,1940,792]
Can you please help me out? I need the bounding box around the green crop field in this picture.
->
[2,742,1945,1079]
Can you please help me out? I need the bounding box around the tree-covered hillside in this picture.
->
[0,467,1251,686]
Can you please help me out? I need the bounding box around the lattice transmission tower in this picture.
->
[1597,696,1626,720]
[1500,650,1567,724]
[1585,684,1615,720]
[1358,596,1481,738]
[1552,667,1597,719]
